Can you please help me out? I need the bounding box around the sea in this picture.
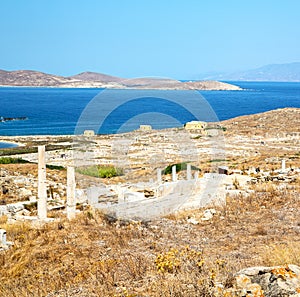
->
[0,81,299,146]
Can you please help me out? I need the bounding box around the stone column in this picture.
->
[187,164,192,180]
[67,166,76,220]
[172,165,177,182]
[281,159,286,172]
[157,168,162,184]
[194,171,199,180]
[38,145,47,219]
[0,229,6,246]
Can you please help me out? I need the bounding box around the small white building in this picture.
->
[184,121,207,130]
[83,130,95,137]
[139,125,152,131]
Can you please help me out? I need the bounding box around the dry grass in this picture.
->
[0,184,299,296]
[264,242,300,267]
[0,212,226,296]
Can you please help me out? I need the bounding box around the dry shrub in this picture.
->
[252,182,277,193]
[252,225,268,236]
[264,242,300,266]
[0,210,233,297]
[0,215,8,224]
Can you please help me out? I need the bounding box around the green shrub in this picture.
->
[0,157,30,164]
[98,166,123,178]
[76,165,123,178]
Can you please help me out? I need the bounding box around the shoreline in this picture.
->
[0,107,299,140]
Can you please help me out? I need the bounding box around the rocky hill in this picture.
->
[0,69,242,90]
[69,71,123,82]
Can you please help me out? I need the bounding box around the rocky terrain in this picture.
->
[0,69,242,90]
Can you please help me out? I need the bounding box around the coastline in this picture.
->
[0,80,242,91]
[0,107,299,140]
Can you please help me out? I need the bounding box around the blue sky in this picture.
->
[0,0,299,79]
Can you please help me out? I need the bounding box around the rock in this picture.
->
[76,189,86,203]
[0,205,7,216]
[29,196,37,202]
[18,188,33,197]
[15,209,31,217]
[187,217,199,225]
[7,203,25,214]
[201,208,217,221]
[224,264,300,297]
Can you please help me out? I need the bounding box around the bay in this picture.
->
[0,82,299,136]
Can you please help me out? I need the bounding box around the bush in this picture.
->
[0,157,30,164]
[77,165,123,178]
[98,166,123,178]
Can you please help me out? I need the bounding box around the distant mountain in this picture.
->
[199,62,300,82]
[0,69,241,90]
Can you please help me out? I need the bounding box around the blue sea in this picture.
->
[0,82,299,140]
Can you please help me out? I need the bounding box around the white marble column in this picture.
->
[67,166,76,220]
[38,145,47,219]
[172,165,177,182]
[187,164,192,180]
[157,168,162,184]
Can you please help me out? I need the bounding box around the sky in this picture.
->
[0,0,300,79]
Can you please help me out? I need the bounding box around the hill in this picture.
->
[69,71,123,82]
[0,69,73,86]
[200,62,300,82]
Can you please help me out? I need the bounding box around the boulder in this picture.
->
[19,188,33,197]
[223,264,300,297]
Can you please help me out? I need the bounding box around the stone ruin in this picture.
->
[0,145,229,222]
[87,164,227,221]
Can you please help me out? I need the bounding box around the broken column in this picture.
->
[0,229,6,247]
[172,165,177,182]
[157,168,162,184]
[187,164,192,180]
[194,171,199,180]
[67,166,76,220]
[281,159,286,172]
[38,145,47,219]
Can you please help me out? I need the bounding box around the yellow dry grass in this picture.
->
[0,183,299,296]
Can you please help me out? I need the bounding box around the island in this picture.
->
[0,69,242,90]
[0,116,28,123]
